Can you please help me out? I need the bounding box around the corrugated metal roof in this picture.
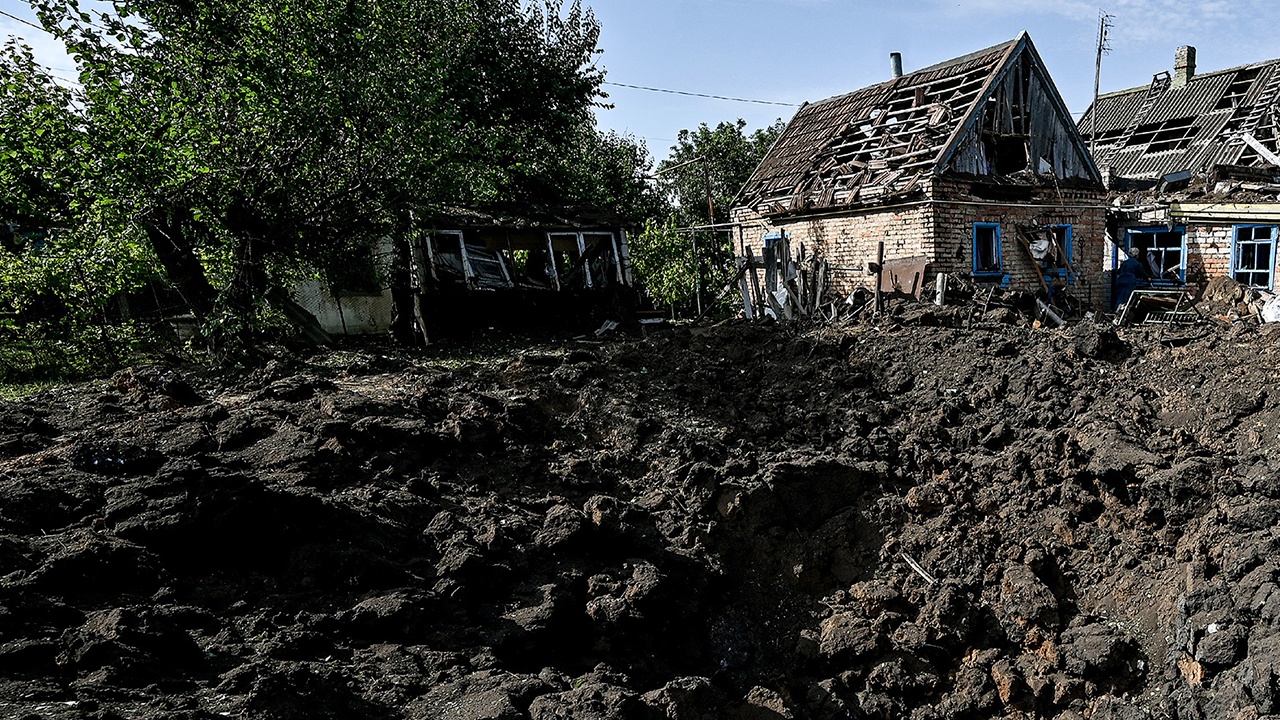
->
[1080,90,1146,135]
[1144,73,1234,124]
[1079,56,1280,179]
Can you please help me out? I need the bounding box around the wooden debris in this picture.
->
[737,240,832,322]
[901,552,937,586]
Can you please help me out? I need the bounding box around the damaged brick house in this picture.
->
[1078,46,1280,305]
[733,32,1108,306]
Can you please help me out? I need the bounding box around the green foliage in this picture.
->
[657,118,785,228]
[0,0,646,365]
[630,219,694,315]
[0,221,166,382]
[547,129,666,224]
[0,40,82,227]
[629,118,784,316]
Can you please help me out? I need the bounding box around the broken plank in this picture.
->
[1013,226,1051,294]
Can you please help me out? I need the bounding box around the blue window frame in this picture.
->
[1231,225,1277,290]
[1117,226,1186,284]
[972,223,1002,278]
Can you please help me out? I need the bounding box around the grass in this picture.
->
[0,379,66,401]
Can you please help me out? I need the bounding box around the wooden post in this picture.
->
[738,257,754,320]
[874,241,885,314]
[1014,227,1050,294]
[747,247,765,318]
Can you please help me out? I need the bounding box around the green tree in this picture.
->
[0,40,80,230]
[5,0,622,352]
[658,118,785,228]
[631,118,784,316]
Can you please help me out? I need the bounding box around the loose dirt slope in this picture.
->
[2,320,1280,719]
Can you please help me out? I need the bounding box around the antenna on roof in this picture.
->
[1091,10,1115,158]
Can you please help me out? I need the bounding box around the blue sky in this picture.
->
[585,0,1280,160]
[4,0,1278,162]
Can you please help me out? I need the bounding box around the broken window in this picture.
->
[1233,225,1278,290]
[547,232,585,290]
[1041,225,1072,278]
[510,248,556,288]
[427,231,513,290]
[462,238,513,290]
[544,232,622,290]
[1123,227,1186,284]
[428,231,468,285]
[972,223,1003,279]
[581,232,620,288]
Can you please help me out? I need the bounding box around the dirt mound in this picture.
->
[2,320,1280,718]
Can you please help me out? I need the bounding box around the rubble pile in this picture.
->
[3,320,1280,719]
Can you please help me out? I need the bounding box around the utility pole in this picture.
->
[1091,11,1114,158]
[649,155,716,316]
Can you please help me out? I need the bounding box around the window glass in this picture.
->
[1234,225,1277,290]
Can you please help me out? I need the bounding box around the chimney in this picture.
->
[890,52,903,78]
[1173,45,1196,88]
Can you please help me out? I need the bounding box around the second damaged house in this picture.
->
[1079,46,1280,308]
[733,32,1108,308]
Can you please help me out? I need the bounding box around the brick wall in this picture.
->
[731,177,1109,307]
[1185,224,1236,287]
[1107,222,1279,297]
[930,178,1107,309]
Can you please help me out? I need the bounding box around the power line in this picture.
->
[0,8,46,33]
[603,81,798,107]
[0,11,81,87]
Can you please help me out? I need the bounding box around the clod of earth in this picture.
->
[2,320,1280,718]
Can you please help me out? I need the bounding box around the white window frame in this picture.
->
[426,230,468,285]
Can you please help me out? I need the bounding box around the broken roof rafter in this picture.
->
[736,31,1101,217]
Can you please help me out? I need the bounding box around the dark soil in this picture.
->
[3,317,1280,719]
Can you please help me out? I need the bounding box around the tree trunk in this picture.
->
[144,208,217,319]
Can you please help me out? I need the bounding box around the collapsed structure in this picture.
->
[293,209,633,338]
[733,32,1108,309]
[1079,47,1280,306]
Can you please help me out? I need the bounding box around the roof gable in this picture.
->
[736,32,1101,216]
[1079,56,1280,180]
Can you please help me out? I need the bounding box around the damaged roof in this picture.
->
[1079,55,1280,180]
[735,32,1100,217]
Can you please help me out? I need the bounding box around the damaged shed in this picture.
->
[292,208,634,340]
[733,32,1108,307]
[411,210,633,335]
[1078,46,1280,306]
